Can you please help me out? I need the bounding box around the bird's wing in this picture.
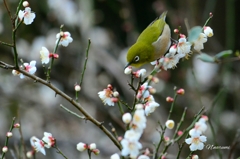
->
[137,12,167,44]
[152,23,171,58]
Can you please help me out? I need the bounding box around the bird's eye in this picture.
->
[134,56,140,62]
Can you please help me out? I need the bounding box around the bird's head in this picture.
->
[125,42,154,68]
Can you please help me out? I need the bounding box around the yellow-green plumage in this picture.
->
[126,11,171,68]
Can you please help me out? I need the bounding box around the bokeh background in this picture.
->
[0,0,240,158]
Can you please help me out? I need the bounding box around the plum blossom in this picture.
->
[185,129,207,151]
[132,108,147,131]
[177,35,192,58]
[133,69,146,78]
[12,61,37,79]
[136,83,150,100]
[144,95,160,116]
[18,7,36,25]
[22,60,37,77]
[194,116,208,133]
[30,136,46,155]
[121,139,142,158]
[12,70,24,79]
[56,31,73,47]
[193,33,207,52]
[40,47,50,64]
[98,84,117,106]
[42,132,55,148]
[124,129,142,141]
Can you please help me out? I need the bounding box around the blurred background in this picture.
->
[0,0,240,158]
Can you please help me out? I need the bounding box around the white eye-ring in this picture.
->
[134,56,140,62]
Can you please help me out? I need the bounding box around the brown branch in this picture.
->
[0,61,121,150]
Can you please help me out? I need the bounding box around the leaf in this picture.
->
[214,50,233,59]
[188,26,202,43]
[197,53,216,63]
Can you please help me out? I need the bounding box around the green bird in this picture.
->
[125,11,171,68]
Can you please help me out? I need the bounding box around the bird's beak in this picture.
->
[124,62,131,70]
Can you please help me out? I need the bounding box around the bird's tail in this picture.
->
[159,11,168,21]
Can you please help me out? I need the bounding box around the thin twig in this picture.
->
[79,39,91,87]
[3,0,13,22]
[47,25,64,81]
[156,93,178,159]
[1,117,16,159]
[0,41,13,47]
[60,104,85,119]
[172,107,187,140]
[53,145,68,159]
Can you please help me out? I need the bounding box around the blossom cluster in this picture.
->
[76,142,100,155]
[136,82,159,116]
[185,115,208,151]
[111,105,150,159]
[98,84,119,106]
[152,26,214,72]
[101,67,160,158]
[27,132,55,157]
[12,2,73,79]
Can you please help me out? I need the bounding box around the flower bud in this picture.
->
[164,136,170,142]
[124,66,132,75]
[122,113,132,124]
[2,146,8,153]
[92,149,100,155]
[174,29,179,34]
[161,156,167,159]
[111,153,120,159]
[14,123,21,128]
[89,143,96,150]
[166,97,174,102]
[111,97,119,103]
[177,88,185,95]
[149,88,156,94]
[151,77,159,83]
[165,120,175,129]
[75,85,81,92]
[192,155,199,159]
[26,151,34,158]
[76,142,87,152]
[53,53,59,59]
[209,12,213,17]
[6,132,13,137]
[110,128,115,134]
[204,26,214,37]
[113,91,119,97]
[179,34,186,38]
[117,136,123,141]
[22,1,29,7]
[177,130,183,136]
